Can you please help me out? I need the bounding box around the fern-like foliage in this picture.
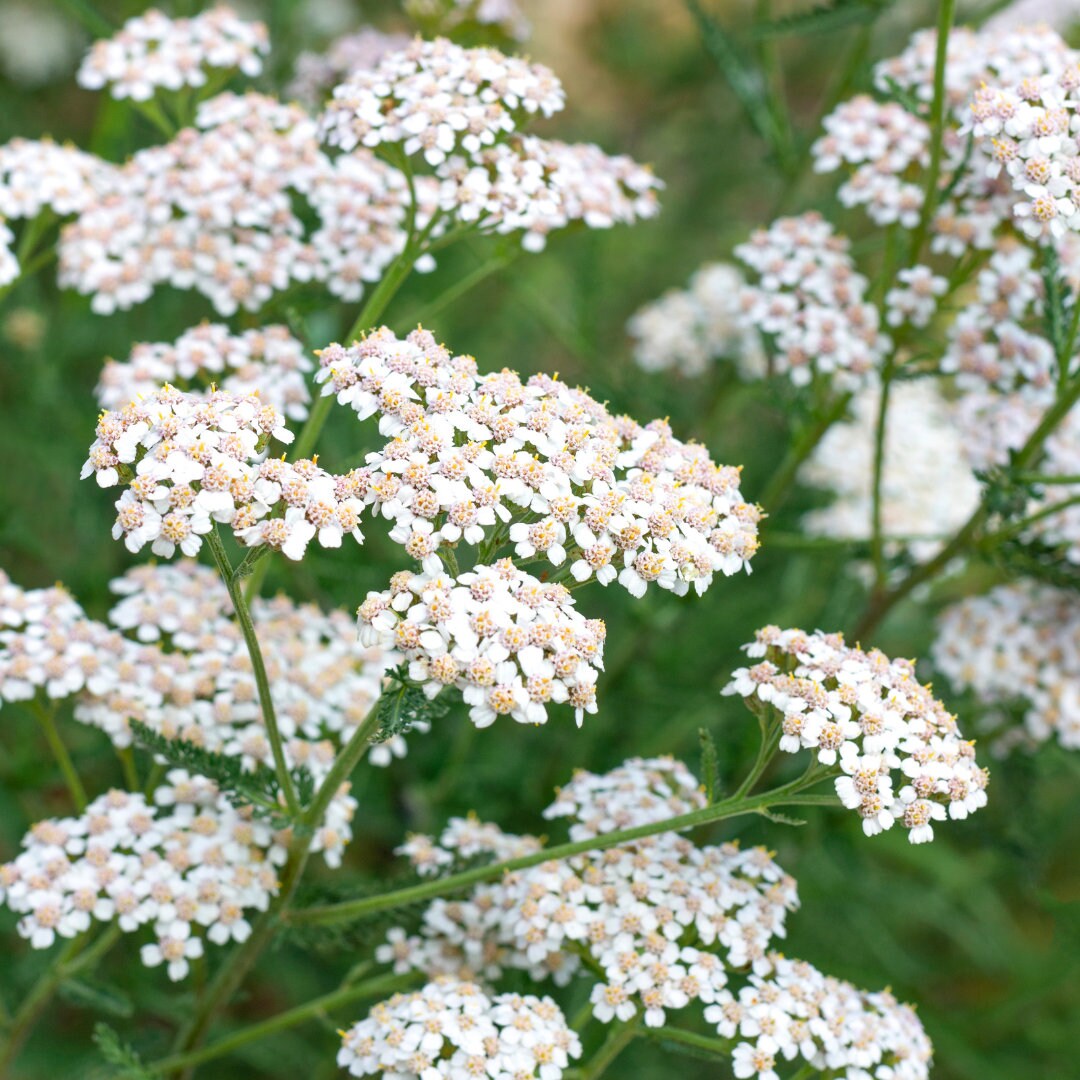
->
[373,667,451,744]
[92,1024,155,1080]
[128,720,313,826]
[752,0,895,38]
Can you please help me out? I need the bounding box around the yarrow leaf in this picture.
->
[751,0,895,39]
[373,668,452,744]
[91,1023,154,1080]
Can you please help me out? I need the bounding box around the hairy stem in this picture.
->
[206,528,299,817]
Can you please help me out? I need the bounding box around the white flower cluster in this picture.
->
[96,323,312,421]
[943,244,1054,393]
[358,562,606,728]
[884,265,947,329]
[986,0,1080,33]
[627,262,765,378]
[812,96,929,228]
[0,137,115,284]
[718,954,933,1080]
[320,38,660,251]
[338,976,580,1079]
[319,326,759,598]
[725,627,989,842]
[377,758,933,1078]
[734,213,889,388]
[58,92,414,315]
[383,758,798,1024]
[968,56,1080,240]
[77,5,269,101]
[0,563,396,863]
[287,28,410,108]
[0,772,282,980]
[933,581,1080,751]
[800,380,981,564]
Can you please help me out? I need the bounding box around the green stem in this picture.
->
[908,0,957,263]
[30,699,87,812]
[412,249,519,326]
[117,746,139,791]
[578,1024,637,1079]
[644,1025,733,1057]
[1014,472,1080,485]
[205,528,299,818]
[151,970,416,1075]
[870,359,895,590]
[287,775,837,929]
[853,370,1080,639]
[167,698,385,1069]
[758,391,852,511]
[980,493,1080,547]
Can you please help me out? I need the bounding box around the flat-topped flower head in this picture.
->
[734,213,889,388]
[319,39,660,251]
[96,324,312,421]
[77,6,269,101]
[320,326,758,598]
[628,262,765,378]
[383,758,797,1022]
[59,91,414,314]
[0,771,283,977]
[337,977,581,1079]
[725,627,989,842]
[934,581,1080,753]
[358,563,605,728]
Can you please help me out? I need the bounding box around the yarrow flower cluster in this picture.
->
[376,758,933,1078]
[0,563,396,863]
[933,581,1080,752]
[800,380,981,564]
[725,627,989,842]
[96,323,312,421]
[0,771,282,980]
[0,137,115,283]
[627,262,765,378]
[812,96,929,228]
[358,562,606,728]
[337,977,580,1079]
[319,326,759,598]
[76,5,269,101]
[734,213,890,387]
[58,92,414,315]
[319,38,661,251]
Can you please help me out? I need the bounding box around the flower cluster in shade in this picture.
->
[0,137,116,286]
[319,326,760,598]
[933,581,1080,752]
[0,771,282,981]
[319,37,662,252]
[800,380,981,565]
[76,5,268,102]
[338,976,580,1079]
[96,323,312,421]
[724,627,989,843]
[734,213,889,388]
[82,384,368,562]
[627,262,765,378]
[407,0,531,43]
[58,91,416,315]
[0,564,396,864]
[375,757,933,1080]
[358,562,605,729]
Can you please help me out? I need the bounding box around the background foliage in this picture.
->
[1,1,1078,1077]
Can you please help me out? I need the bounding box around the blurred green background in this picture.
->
[1,1,1079,1077]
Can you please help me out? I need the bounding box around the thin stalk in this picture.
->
[870,359,894,590]
[30,699,87,812]
[1013,472,1080,484]
[645,1025,732,1056]
[758,391,852,511]
[908,0,957,263]
[287,775,838,929]
[168,699,385,1068]
[151,970,415,1075]
[980,493,1080,547]
[853,369,1080,639]
[205,529,299,818]
[413,249,519,326]
[578,1024,637,1079]
[117,746,139,791]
